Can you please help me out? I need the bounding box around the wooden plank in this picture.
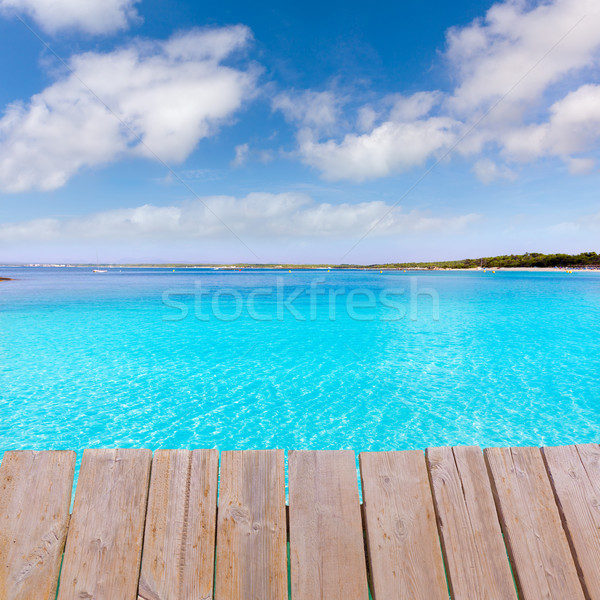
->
[57,448,152,600]
[0,450,75,600]
[427,446,516,600]
[484,446,585,600]
[543,443,600,599]
[138,449,218,600]
[214,450,287,600]
[289,450,369,600]
[360,450,447,600]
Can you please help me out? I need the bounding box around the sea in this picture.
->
[1,267,599,461]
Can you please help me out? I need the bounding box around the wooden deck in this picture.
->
[1,445,599,599]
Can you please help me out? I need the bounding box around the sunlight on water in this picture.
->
[1,267,599,461]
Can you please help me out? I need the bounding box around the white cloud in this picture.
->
[298,117,459,182]
[0,0,141,35]
[285,0,600,182]
[273,90,342,132]
[356,106,377,132]
[231,143,250,167]
[0,193,480,242]
[230,142,274,167]
[472,158,516,183]
[0,27,258,192]
[389,92,443,122]
[501,84,600,162]
[446,0,600,116]
[294,90,457,181]
[447,0,600,170]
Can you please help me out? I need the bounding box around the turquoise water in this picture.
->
[1,267,600,458]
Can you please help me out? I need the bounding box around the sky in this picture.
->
[0,0,599,264]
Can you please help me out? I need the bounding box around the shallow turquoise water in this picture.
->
[1,267,599,458]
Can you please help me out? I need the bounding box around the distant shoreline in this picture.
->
[2,251,599,271]
[1,265,598,273]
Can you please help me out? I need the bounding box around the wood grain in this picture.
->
[289,450,369,600]
[138,449,218,600]
[543,443,600,599]
[427,446,516,599]
[57,448,152,600]
[360,450,447,600]
[0,450,75,600]
[214,450,287,600]
[485,446,585,600]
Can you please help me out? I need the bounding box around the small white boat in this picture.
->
[93,252,107,273]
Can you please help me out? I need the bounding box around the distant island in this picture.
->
[5,251,600,270]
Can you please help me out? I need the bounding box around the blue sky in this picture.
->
[0,0,599,264]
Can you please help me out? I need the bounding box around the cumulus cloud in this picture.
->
[0,193,480,242]
[298,117,459,182]
[0,0,141,35]
[446,0,600,168]
[446,0,600,116]
[286,0,600,182]
[502,84,600,161]
[287,90,458,182]
[0,27,258,192]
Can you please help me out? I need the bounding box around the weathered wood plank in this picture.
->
[427,446,516,599]
[485,446,585,600]
[138,449,218,600]
[0,450,75,600]
[543,443,600,599]
[214,450,287,600]
[360,450,447,600]
[57,448,152,600]
[289,450,369,600]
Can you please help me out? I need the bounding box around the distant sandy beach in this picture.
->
[461,267,598,272]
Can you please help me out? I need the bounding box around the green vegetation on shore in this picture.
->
[382,251,600,269]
